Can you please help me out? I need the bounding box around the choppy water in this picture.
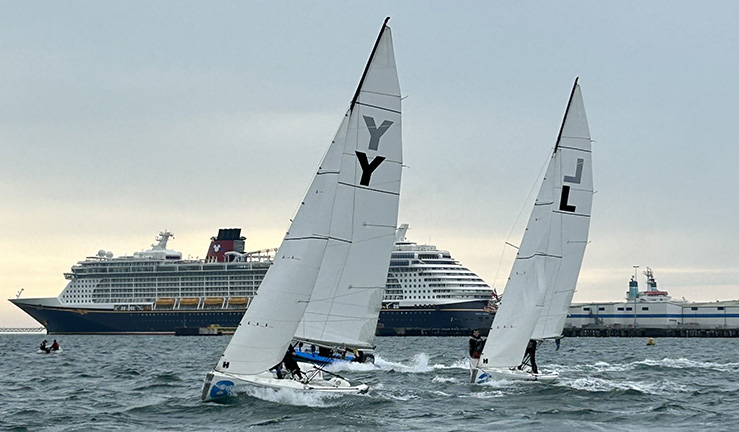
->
[1,335,738,431]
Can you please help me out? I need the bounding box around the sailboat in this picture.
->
[470,78,593,384]
[201,17,402,401]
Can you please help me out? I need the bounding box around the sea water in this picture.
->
[1,335,738,431]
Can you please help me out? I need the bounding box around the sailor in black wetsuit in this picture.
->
[523,339,538,374]
[469,329,485,359]
[282,345,304,380]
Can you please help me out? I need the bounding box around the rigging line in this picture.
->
[283,235,332,242]
[354,101,401,114]
[337,181,400,196]
[362,222,396,229]
[516,253,563,260]
[552,210,590,218]
[360,89,401,98]
[556,145,591,153]
[492,151,552,290]
[341,151,403,165]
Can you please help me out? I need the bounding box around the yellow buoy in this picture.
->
[647,337,655,346]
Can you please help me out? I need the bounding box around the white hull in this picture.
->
[469,358,558,384]
[201,367,369,402]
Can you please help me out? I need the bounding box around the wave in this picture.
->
[551,357,739,374]
[374,353,435,373]
[560,376,690,395]
[431,376,460,384]
[240,386,347,408]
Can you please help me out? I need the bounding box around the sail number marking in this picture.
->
[356,115,393,186]
[559,158,584,213]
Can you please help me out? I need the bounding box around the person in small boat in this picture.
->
[39,340,51,353]
[282,345,304,380]
[318,346,332,358]
[50,340,60,351]
[351,349,365,363]
[469,329,485,359]
[523,339,538,374]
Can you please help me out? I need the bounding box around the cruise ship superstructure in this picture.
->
[11,226,496,335]
[10,229,272,334]
[378,224,496,335]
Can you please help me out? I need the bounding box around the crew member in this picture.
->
[282,345,304,380]
[524,339,538,374]
[469,329,485,359]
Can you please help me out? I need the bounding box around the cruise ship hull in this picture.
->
[377,300,494,336]
[11,298,493,336]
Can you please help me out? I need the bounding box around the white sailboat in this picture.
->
[201,17,402,401]
[470,78,593,384]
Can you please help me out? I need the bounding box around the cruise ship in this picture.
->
[10,226,496,335]
[378,224,496,335]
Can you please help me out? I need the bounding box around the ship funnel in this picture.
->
[627,275,639,299]
[206,228,246,262]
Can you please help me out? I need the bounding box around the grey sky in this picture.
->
[2,2,738,326]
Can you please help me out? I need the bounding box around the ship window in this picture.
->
[598,307,605,311]
[617,307,624,311]
[582,307,590,311]
[626,307,632,311]
[718,307,725,311]
[641,307,649,311]
[691,307,698,311]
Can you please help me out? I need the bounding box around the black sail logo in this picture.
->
[559,158,584,213]
[356,115,393,186]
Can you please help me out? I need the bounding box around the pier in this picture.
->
[563,327,739,338]
[0,327,46,333]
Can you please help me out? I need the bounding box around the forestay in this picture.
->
[294,22,402,350]
[479,152,562,368]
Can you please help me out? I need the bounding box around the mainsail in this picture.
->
[212,18,401,377]
[479,78,592,368]
[531,80,593,340]
[294,19,402,351]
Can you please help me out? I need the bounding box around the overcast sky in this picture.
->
[2,2,738,327]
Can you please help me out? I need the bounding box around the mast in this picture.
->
[350,17,391,112]
[553,77,579,153]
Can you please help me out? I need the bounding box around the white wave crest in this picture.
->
[635,357,739,372]
[242,386,342,407]
[552,357,739,374]
[433,358,470,370]
[562,376,689,395]
[431,376,460,384]
[374,353,435,373]
[324,361,378,373]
